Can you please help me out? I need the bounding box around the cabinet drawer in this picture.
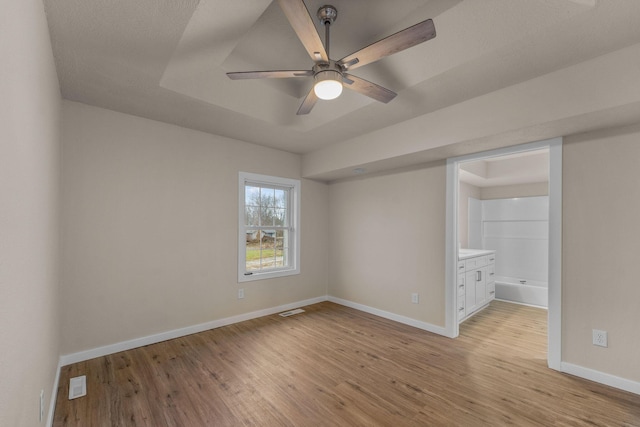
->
[487,264,495,282]
[476,256,488,268]
[457,260,466,273]
[487,282,496,300]
[488,254,496,264]
[457,298,465,320]
[457,274,465,296]
[464,258,476,270]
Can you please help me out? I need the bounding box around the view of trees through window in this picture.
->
[244,185,289,271]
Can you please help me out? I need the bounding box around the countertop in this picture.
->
[458,248,496,260]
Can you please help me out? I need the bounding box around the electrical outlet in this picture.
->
[592,329,608,347]
[411,293,419,304]
[40,389,44,422]
[238,288,244,299]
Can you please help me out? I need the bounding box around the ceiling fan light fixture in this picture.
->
[314,70,343,100]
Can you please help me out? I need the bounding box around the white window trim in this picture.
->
[238,172,301,282]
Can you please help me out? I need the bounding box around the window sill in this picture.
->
[238,267,300,283]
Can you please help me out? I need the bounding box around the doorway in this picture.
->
[445,138,562,370]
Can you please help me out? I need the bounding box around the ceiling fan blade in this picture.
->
[343,74,397,103]
[297,87,318,115]
[277,0,328,63]
[338,19,436,71]
[227,70,313,80]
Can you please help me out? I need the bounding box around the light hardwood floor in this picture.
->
[54,301,640,426]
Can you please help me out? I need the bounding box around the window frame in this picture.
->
[238,172,301,282]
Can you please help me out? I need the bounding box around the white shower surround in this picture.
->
[469,196,549,307]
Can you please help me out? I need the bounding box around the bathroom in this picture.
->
[458,148,549,317]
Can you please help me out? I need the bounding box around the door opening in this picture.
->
[445,138,562,370]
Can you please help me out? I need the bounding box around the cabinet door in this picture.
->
[475,267,487,308]
[465,270,477,315]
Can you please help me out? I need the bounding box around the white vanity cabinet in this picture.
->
[458,250,496,322]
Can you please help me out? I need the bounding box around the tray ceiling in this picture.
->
[45,1,640,156]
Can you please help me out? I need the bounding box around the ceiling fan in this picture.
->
[226,0,436,115]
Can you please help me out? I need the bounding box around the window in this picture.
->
[238,172,300,282]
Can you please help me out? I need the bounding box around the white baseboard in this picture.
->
[328,296,448,337]
[46,360,62,427]
[561,362,640,396]
[495,298,548,310]
[59,296,328,366]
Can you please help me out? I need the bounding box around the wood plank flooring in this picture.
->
[53,301,640,426]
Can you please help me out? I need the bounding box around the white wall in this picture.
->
[563,125,640,382]
[328,164,447,327]
[458,181,481,248]
[481,197,549,283]
[60,101,329,355]
[480,182,548,200]
[0,1,61,425]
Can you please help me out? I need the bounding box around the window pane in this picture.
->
[260,205,275,226]
[245,186,260,206]
[261,229,275,269]
[245,228,288,271]
[245,238,260,271]
[275,189,287,208]
[245,206,259,226]
[276,229,288,267]
[245,186,260,226]
[274,208,286,226]
[260,187,275,208]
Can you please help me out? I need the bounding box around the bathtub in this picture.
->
[494,276,548,308]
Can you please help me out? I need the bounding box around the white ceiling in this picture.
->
[44,1,640,178]
[459,149,549,188]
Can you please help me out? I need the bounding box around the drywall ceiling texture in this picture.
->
[44,0,640,179]
[0,0,61,425]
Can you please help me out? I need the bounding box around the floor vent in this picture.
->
[279,308,305,317]
[69,375,87,400]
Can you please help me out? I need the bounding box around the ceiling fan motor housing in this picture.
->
[317,5,337,25]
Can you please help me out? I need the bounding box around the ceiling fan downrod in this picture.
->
[317,5,337,59]
[313,5,342,100]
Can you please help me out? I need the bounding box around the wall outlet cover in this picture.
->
[592,329,608,347]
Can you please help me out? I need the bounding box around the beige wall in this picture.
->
[480,182,548,200]
[563,125,640,382]
[0,0,61,425]
[60,101,329,355]
[328,164,447,327]
[458,181,481,248]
